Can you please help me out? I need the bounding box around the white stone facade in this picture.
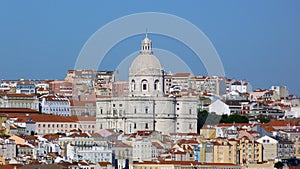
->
[96,35,198,134]
[40,94,71,116]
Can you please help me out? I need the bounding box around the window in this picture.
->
[145,107,148,114]
[154,80,159,90]
[134,123,137,129]
[145,123,148,129]
[134,108,137,114]
[143,84,147,90]
[131,79,135,91]
[100,109,103,114]
[141,79,148,91]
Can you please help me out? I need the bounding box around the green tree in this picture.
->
[274,161,284,169]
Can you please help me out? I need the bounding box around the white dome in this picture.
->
[129,53,162,76]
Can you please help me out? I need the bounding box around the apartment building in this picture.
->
[39,94,71,116]
[238,136,263,164]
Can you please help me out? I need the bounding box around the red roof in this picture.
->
[0,108,39,114]
[98,162,112,167]
[6,93,36,97]
[8,114,77,123]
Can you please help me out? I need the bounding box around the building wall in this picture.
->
[0,139,16,160]
[239,137,263,164]
[132,140,152,161]
[36,122,78,135]
[256,136,278,161]
[40,96,71,116]
[78,146,112,163]
[213,143,236,164]
[96,97,197,134]
[49,81,73,99]
[209,99,230,115]
[2,94,39,110]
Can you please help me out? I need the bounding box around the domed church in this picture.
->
[96,34,198,134]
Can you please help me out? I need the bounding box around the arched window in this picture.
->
[131,79,135,91]
[154,80,159,90]
[141,79,148,91]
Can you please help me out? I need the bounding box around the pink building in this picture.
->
[49,80,73,99]
[7,114,95,135]
[112,81,129,97]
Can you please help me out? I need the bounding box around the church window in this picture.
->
[154,80,159,90]
[131,80,135,91]
[141,79,148,91]
[145,107,148,114]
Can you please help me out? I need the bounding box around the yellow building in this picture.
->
[238,136,263,164]
[200,127,216,139]
[0,114,9,135]
[295,137,300,158]
[212,140,238,164]
[0,157,6,165]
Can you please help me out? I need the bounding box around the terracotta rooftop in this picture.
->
[98,162,112,167]
[69,133,90,138]
[43,133,62,141]
[0,108,39,114]
[8,114,77,123]
[68,116,96,122]
[6,93,36,97]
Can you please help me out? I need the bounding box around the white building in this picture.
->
[0,139,16,160]
[16,83,35,95]
[271,86,289,98]
[96,34,198,134]
[208,99,230,115]
[285,106,300,118]
[230,80,252,93]
[78,146,112,163]
[132,139,152,161]
[256,135,278,161]
[39,94,71,116]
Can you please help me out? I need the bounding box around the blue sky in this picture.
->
[0,1,300,95]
